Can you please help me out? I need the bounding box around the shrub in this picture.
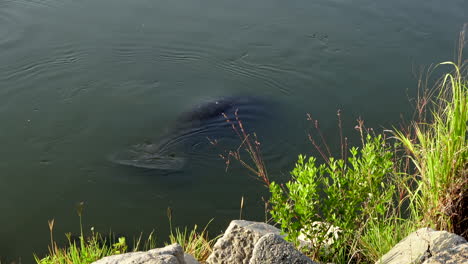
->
[269,133,398,262]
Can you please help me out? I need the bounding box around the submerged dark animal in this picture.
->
[111,96,271,170]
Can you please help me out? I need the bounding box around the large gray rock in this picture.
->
[250,233,317,264]
[91,243,186,264]
[149,244,186,263]
[183,253,200,264]
[206,220,282,264]
[422,243,468,264]
[377,228,467,264]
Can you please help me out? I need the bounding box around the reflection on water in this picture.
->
[0,0,466,261]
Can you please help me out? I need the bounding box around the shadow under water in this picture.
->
[110,96,274,171]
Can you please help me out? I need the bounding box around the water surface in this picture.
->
[0,0,466,261]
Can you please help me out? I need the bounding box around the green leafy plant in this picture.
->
[269,133,398,262]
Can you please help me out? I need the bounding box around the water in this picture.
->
[0,0,466,261]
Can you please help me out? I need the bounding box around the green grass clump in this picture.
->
[34,203,141,264]
[35,231,127,264]
[165,221,218,263]
[395,60,467,236]
[358,216,415,261]
[34,213,130,264]
[35,206,216,264]
[165,208,218,263]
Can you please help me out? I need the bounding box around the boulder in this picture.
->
[422,243,468,264]
[183,253,200,264]
[377,228,467,264]
[91,243,186,264]
[250,233,318,264]
[206,220,282,264]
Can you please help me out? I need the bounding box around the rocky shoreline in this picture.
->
[91,220,468,264]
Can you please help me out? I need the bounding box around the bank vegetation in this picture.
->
[34,28,467,264]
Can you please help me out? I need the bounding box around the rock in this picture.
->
[183,253,200,264]
[149,244,186,263]
[91,243,186,264]
[250,233,318,264]
[377,228,467,264]
[422,243,468,264]
[206,220,282,264]
[92,253,179,264]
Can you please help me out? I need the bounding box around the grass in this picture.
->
[34,210,131,264]
[165,207,219,263]
[34,205,216,264]
[359,216,415,262]
[394,29,467,236]
[166,220,219,263]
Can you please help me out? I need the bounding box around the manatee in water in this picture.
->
[110,96,272,170]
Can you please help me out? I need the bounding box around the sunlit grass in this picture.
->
[34,206,131,264]
[166,220,219,263]
[35,205,216,264]
[394,58,467,235]
[359,217,415,262]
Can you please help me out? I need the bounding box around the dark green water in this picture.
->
[0,0,466,262]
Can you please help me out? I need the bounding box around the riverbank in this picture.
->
[33,57,467,263]
[35,219,468,264]
[33,30,467,264]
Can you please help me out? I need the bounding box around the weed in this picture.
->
[34,220,128,264]
[34,203,155,264]
[166,222,218,263]
[394,27,467,237]
[214,110,270,187]
[166,209,218,263]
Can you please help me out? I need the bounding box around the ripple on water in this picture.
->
[213,55,292,95]
[1,42,82,83]
[155,41,292,95]
[157,46,205,63]
[3,0,67,9]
